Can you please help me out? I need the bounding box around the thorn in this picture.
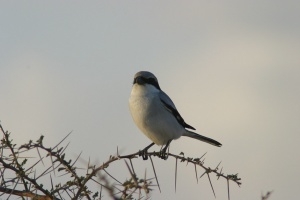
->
[103,169,122,184]
[71,151,82,167]
[215,161,222,171]
[199,152,207,160]
[36,147,44,166]
[200,171,206,179]
[175,158,178,192]
[261,191,273,200]
[217,167,223,180]
[50,174,54,191]
[124,160,138,186]
[129,159,135,175]
[144,168,147,183]
[50,155,56,176]
[227,179,230,200]
[194,164,198,184]
[149,156,161,193]
[53,130,72,149]
[207,173,216,198]
[99,185,103,200]
[87,157,91,172]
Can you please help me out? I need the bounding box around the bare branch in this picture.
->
[0,123,242,199]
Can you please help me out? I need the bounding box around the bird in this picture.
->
[129,71,221,160]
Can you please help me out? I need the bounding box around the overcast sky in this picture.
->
[1,1,300,200]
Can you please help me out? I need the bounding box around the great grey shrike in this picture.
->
[129,71,221,160]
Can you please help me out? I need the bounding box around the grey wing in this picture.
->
[159,91,196,130]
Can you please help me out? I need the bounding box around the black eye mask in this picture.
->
[134,76,161,90]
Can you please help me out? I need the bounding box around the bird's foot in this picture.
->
[157,140,171,160]
[139,142,155,160]
[139,149,149,160]
[158,147,169,160]
[158,151,168,160]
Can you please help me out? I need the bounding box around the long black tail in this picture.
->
[183,131,222,147]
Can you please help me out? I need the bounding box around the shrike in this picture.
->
[129,71,221,160]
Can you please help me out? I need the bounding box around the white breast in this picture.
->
[129,84,185,145]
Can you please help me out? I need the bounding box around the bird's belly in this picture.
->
[129,95,184,145]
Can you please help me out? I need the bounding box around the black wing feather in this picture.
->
[160,99,196,130]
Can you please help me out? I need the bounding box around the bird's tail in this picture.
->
[183,131,222,147]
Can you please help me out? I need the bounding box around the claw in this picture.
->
[139,150,148,160]
[158,148,168,160]
[139,142,155,160]
[158,140,171,160]
[139,141,172,160]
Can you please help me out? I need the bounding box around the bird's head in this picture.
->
[133,71,161,90]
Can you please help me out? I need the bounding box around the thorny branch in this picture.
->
[0,123,241,199]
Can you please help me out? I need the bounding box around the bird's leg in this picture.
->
[139,142,155,160]
[159,140,172,160]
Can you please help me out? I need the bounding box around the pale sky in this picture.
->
[1,1,300,200]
